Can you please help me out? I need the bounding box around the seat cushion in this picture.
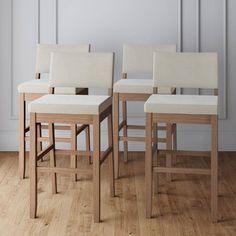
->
[29,95,112,115]
[144,94,218,115]
[18,79,84,94]
[113,79,172,94]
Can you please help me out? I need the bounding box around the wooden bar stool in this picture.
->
[29,52,115,223]
[145,52,218,222]
[17,44,91,179]
[113,44,176,179]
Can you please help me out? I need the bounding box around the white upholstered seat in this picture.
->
[17,79,84,94]
[113,79,173,94]
[29,94,112,115]
[144,94,218,115]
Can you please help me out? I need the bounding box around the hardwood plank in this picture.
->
[0,151,236,235]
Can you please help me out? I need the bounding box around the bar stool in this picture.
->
[17,44,90,179]
[145,52,218,222]
[113,44,176,179]
[29,52,115,223]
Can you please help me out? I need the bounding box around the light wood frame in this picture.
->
[19,74,91,179]
[145,97,218,223]
[29,102,114,223]
[113,73,176,179]
[29,51,115,223]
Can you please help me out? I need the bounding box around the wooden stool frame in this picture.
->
[19,83,91,179]
[145,51,219,222]
[19,43,91,179]
[145,112,218,222]
[113,75,177,179]
[29,101,114,223]
[29,51,115,223]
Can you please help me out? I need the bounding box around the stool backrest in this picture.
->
[122,44,176,74]
[35,44,90,74]
[49,52,114,89]
[153,52,218,89]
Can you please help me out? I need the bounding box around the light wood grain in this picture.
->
[29,113,37,218]
[0,151,236,235]
[93,115,101,223]
[211,115,218,223]
[19,93,26,179]
[71,124,78,181]
[148,112,218,222]
[145,113,153,218]
[19,87,90,180]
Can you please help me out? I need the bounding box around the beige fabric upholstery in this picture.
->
[49,52,114,89]
[113,79,173,94]
[122,44,176,73]
[35,44,90,73]
[29,95,112,115]
[144,94,218,115]
[153,52,218,89]
[17,79,84,94]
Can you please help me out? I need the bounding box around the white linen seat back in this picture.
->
[36,44,90,73]
[122,44,176,74]
[153,52,218,89]
[49,52,114,89]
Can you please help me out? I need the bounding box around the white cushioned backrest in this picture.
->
[35,44,90,73]
[49,52,114,89]
[153,52,218,89]
[122,44,176,73]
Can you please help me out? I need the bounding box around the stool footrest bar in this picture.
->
[37,167,92,175]
[158,150,211,157]
[120,136,166,143]
[100,147,113,165]
[37,144,54,160]
[153,167,211,175]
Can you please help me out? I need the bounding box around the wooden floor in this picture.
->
[0,152,236,236]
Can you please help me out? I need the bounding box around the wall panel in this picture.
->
[0,0,233,151]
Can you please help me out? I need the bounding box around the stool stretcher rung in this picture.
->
[119,120,126,131]
[41,124,88,134]
[127,125,145,130]
[119,136,166,143]
[41,124,71,131]
[55,149,92,157]
[100,147,112,165]
[120,124,167,131]
[153,167,211,175]
[158,150,211,157]
[25,126,30,133]
[37,167,92,175]
[76,124,89,135]
[37,144,54,160]
[25,136,71,143]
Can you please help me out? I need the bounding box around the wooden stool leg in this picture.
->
[37,123,43,161]
[108,112,115,197]
[49,123,57,194]
[166,123,172,181]
[146,113,153,218]
[19,93,26,179]
[153,123,158,194]
[86,125,92,164]
[114,93,120,179]
[211,115,218,223]
[71,124,78,181]
[93,116,101,223]
[172,124,177,166]
[122,101,128,163]
[30,113,37,218]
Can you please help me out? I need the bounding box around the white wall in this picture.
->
[0,0,235,151]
